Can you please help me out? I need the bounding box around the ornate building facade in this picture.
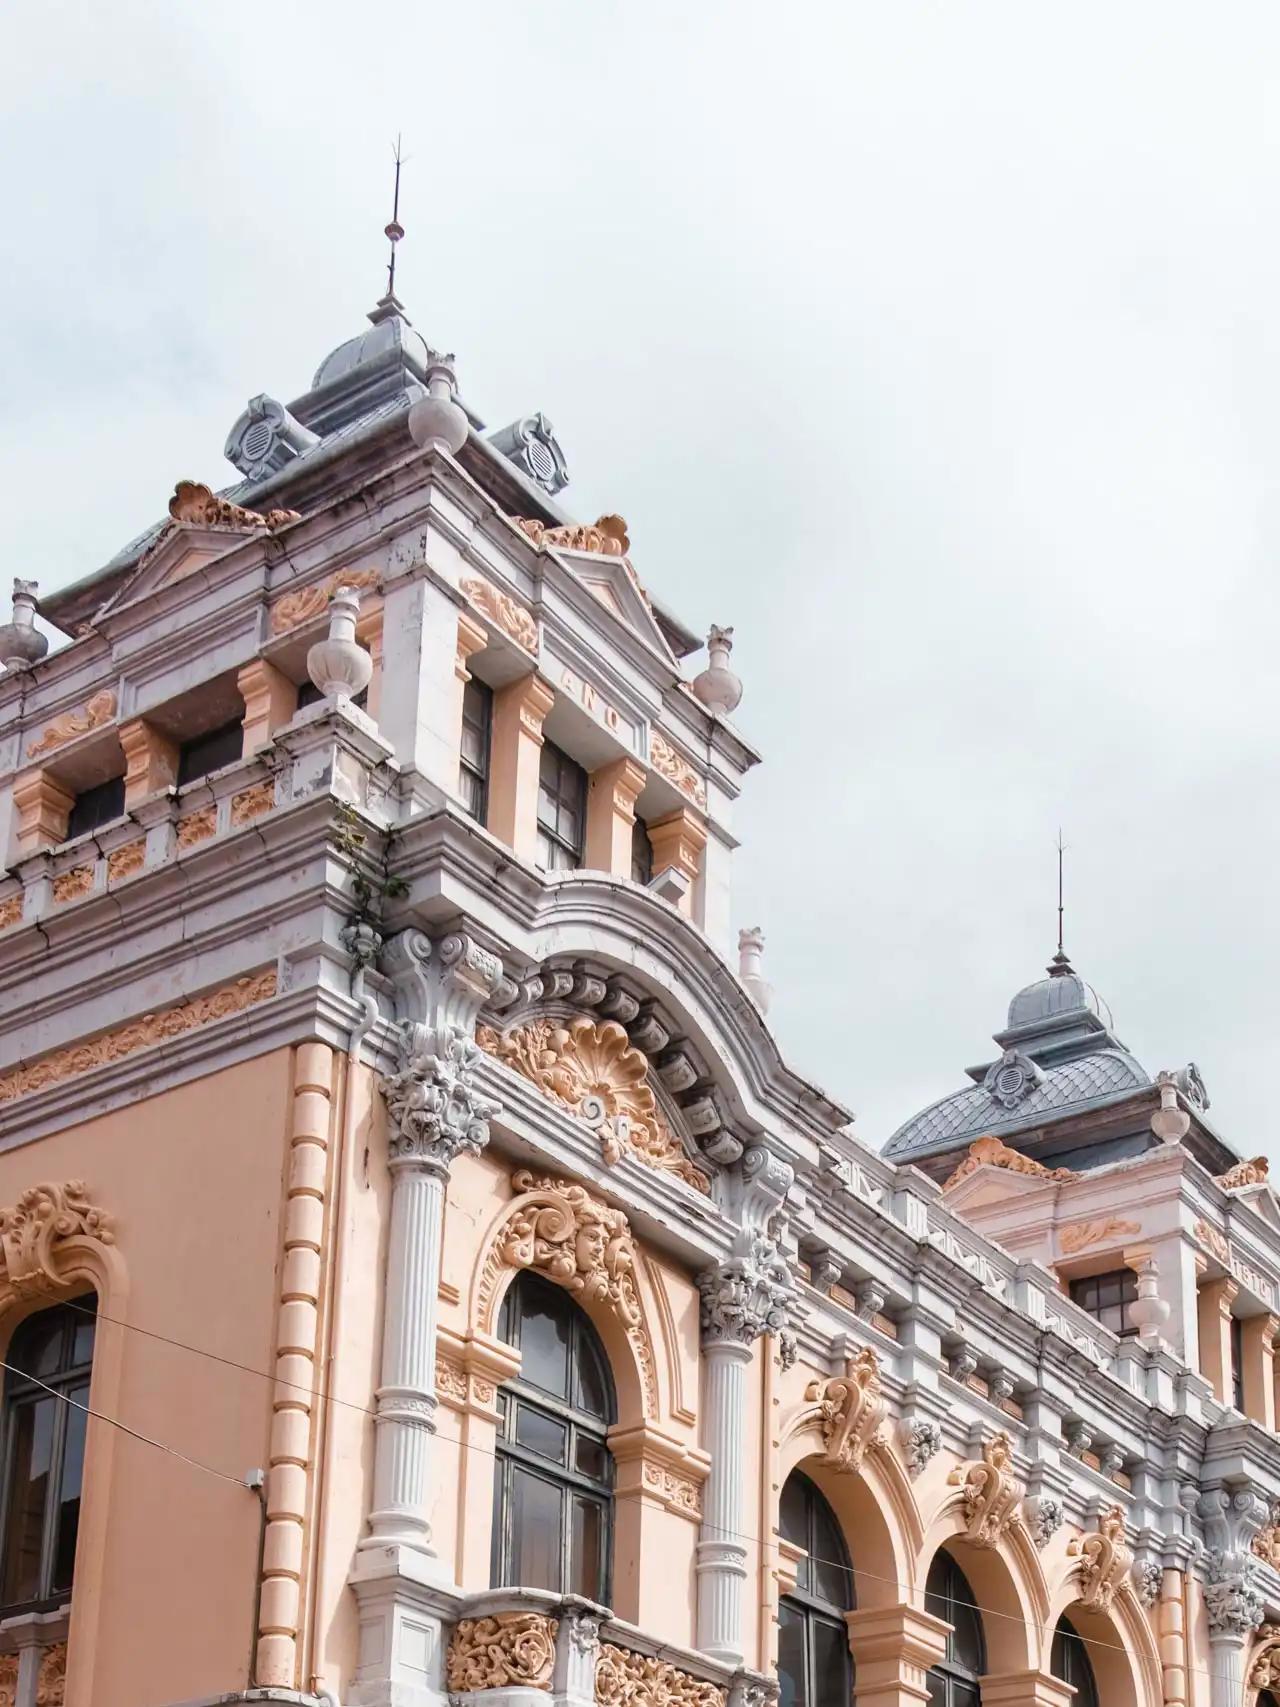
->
[0,286,1277,1707]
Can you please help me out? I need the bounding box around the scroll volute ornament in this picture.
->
[446,1613,558,1692]
[0,1182,114,1297]
[1251,1627,1280,1694]
[1068,1505,1133,1610]
[947,1431,1023,1547]
[805,1346,885,1473]
[493,1170,641,1327]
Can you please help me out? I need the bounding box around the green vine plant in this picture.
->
[332,801,408,926]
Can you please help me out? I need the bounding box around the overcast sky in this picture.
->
[3,2,1278,1157]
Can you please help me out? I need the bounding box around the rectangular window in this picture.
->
[65,776,125,841]
[459,677,493,823]
[630,816,653,885]
[177,719,243,787]
[1069,1269,1138,1338]
[536,742,586,871]
[1231,1314,1245,1412]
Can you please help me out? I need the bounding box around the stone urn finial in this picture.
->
[693,624,742,715]
[1126,1250,1171,1344]
[0,579,49,672]
[407,349,469,456]
[1151,1071,1190,1144]
[306,586,373,700]
[738,925,771,1014]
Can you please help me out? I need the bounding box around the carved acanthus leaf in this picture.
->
[381,1024,501,1172]
[446,1613,557,1692]
[947,1431,1023,1547]
[595,1643,726,1707]
[1059,1216,1142,1255]
[901,1416,943,1477]
[476,1016,709,1192]
[460,574,538,652]
[168,480,299,532]
[1068,1505,1133,1610]
[0,970,277,1106]
[943,1134,1074,1191]
[517,513,630,557]
[270,567,382,635]
[1219,1156,1270,1192]
[805,1347,885,1473]
[648,730,707,808]
[0,1182,113,1297]
[699,1230,800,1359]
[27,689,118,758]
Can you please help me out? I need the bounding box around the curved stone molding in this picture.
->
[0,1181,113,1297]
[382,1025,501,1173]
[27,689,118,759]
[943,1134,1074,1191]
[446,1612,558,1692]
[0,970,277,1106]
[168,480,299,532]
[270,566,382,634]
[460,574,538,653]
[648,731,707,808]
[1068,1505,1133,1610]
[595,1643,726,1707]
[1059,1216,1142,1255]
[479,1170,658,1416]
[476,1016,709,1193]
[517,513,630,558]
[804,1346,885,1473]
[946,1432,1023,1547]
[1219,1156,1270,1191]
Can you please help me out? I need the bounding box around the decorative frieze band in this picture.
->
[0,969,277,1106]
[595,1643,725,1707]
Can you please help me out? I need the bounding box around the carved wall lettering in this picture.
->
[446,1612,558,1692]
[1059,1217,1142,1255]
[477,1017,709,1192]
[1068,1505,1133,1610]
[943,1134,1075,1190]
[947,1432,1022,1546]
[28,689,118,758]
[0,970,277,1105]
[805,1346,885,1473]
[460,575,538,653]
[595,1643,726,1707]
[269,567,383,635]
[648,731,706,808]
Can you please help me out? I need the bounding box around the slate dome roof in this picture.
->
[312,309,431,390]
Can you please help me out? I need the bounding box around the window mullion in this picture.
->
[38,1381,69,1601]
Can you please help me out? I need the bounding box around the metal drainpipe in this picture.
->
[305,937,380,1705]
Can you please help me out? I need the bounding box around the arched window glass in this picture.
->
[0,1296,96,1612]
[925,1550,986,1707]
[1052,1614,1100,1707]
[777,1471,854,1707]
[492,1272,615,1601]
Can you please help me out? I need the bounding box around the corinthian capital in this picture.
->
[383,929,506,1034]
[699,1229,799,1355]
[382,1023,501,1172]
[1204,1561,1264,1637]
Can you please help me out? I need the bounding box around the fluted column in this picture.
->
[696,1210,798,1665]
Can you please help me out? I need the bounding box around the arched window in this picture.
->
[1052,1614,1100,1707]
[492,1272,615,1601]
[925,1550,986,1707]
[777,1471,854,1707]
[0,1297,96,1612]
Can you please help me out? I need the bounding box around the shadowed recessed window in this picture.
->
[926,1550,986,1707]
[65,776,125,841]
[458,677,493,823]
[0,1297,96,1612]
[177,718,244,786]
[1052,1614,1100,1707]
[536,741,587,871]
[777,1470,854,1707]
[1069,1269,1138,1338]
[492,1272,615,1601]
[630,815,653,885]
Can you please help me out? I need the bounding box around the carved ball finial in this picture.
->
[692,623,742,716]
[306,585,374,701]
[1151,1071,1191,1144]
[408,349,469,456]
[738,926,771,1014]
[0,578,48,672]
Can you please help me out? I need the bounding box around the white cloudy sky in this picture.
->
[3,2,1278,1155]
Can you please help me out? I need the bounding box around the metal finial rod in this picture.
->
[1056,828,1066,958]
[385,135,405,297]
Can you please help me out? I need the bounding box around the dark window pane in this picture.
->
[66,776,125,841]
[514,1404,567,1464]
[177,719,244,786]
[630,817,653,885]
[8,1315,65,1381]
[926,1673,948,1707]
[515,1296,570,1401]
[536,742,586,869]
[1,1397,55,1604]
[573,1335,612,1422]
[459,678,492,821]
[811,1499,854,1612]
[811,1616,851,1707]
[778,1602,806,1707]
[780,1473,808,1548]
[71,1316,95,1368]
[509,1468,562,1591]
[574,1433,608,1480]
[569,1493,605,1598]
[50,1386,88,1593]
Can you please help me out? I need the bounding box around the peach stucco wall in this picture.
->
[0,1049,296,1707]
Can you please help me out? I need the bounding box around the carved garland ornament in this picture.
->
[1219,1156,1270,1191]
[460,574,538,653]
[516,513,630,558]
[648,731,707,808]
[28,689,118,759]
[0,1182,113,1297]
[1194,1219,1232,1266]
[1068,1505,1133,1610]
[943,1134,1075,1191]
[446,1613,558,1692]
[805,1346,885,1473]
[168,480,299,532]
[1059,1216,1142,1255]
[480,1171,658,1416]
[947,1431,1023,1547]
[595,1643,726,1707]
[476,1017,709,1193]
[0,970,277,1106]
[270,567,382,635]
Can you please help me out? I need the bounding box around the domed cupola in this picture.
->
[291,294,438,439]
[1006,950,1114,1035]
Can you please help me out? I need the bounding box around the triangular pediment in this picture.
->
[563,555,680,666]
[944,1164,1060,1215]
[98,523,258,618]
[1234,1183,1280,1235]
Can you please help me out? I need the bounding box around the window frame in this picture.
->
[1069,1267,1139,1338]
[778,1470,854,1707]
[491,1272,615,1603]
[459,676,493,824]
[1052,1613,1100,1707]
[535,740,587,871]
[0,1296,97,1615]
[925,1550,986,1707]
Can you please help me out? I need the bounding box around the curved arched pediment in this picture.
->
[477,1007,712,1193]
